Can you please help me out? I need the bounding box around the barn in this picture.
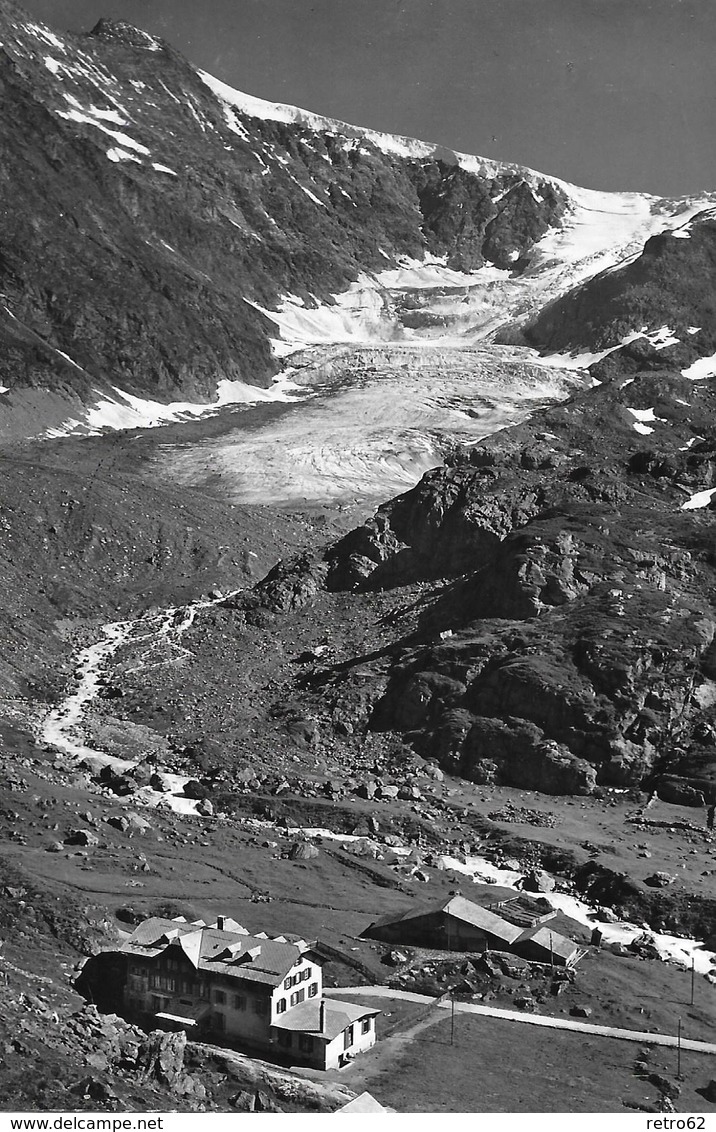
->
[362,895,580,966]
[362,895,523,952]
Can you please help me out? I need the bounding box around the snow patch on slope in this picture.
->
[43,373,304,438]
[626,406,665,435]
[682,487,716,511]
[58,95,150,155]
[682,351,716,381]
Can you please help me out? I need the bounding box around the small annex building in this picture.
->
[337,1091,389,1113]
[118,915,378,1070]
[514,924,580,966]
[362,895,579,966]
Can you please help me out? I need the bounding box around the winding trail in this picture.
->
[326,985,716,1054]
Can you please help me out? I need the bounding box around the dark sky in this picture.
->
[16,0,716,195]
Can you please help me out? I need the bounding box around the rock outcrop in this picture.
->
[314,372,716,796]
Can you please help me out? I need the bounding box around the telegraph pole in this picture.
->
[690,958,695,1006]
[450,993,455,1046]
[677,1017,682,1078]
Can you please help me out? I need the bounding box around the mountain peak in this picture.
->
[85,18,167,53]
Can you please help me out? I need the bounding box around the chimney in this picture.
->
[216,916,225,931]
[319,1000,326,1034]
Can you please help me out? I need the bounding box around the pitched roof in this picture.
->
[338,1092,388,1113]
[119,917,308,987]
[273,999,380,1042]
[368,896,522,944]
[516,924,578,960]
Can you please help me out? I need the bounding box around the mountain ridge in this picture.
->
[3,2,716,441]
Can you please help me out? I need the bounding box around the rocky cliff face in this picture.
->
[0,0,568,431]
[272,362,716,799]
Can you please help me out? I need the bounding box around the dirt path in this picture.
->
[326,986,716,1054]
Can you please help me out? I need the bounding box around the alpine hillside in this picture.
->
[2,3,716,1116]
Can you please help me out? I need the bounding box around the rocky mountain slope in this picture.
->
[4,6,716,1116]
[522,209,716,367]
[104,352,716,806]
[320,356,716,801]
[0,0,573,436]
[5,3,716,441]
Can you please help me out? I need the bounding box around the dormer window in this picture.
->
[219,942,261,964]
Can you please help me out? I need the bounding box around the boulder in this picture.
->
[136,1030,187,1089]
[69,1076,116,1102]
[149,773,172,793]
[377,784,399,800]
[519,868,556,893]
[97,770,137,795]
[254,1090,282,1112]
[398,784,422,800]
[570,1004,593,1018]
[229,1091,255,1111]
[424,764,444,782]
[130,763,155,787]
[596,907,619,923]
[351,819,373,837]
[655,777,706,807]
[127,813,152,835]
[356,780,377,800]
[107,815,130,833]
[78,756,107,777]
[645,872,677,888]
[183,779,210,800]
[386,949,409,966]
[349,838,381,859]
[65,829,99,847]
[289,841,319,861]
[196,798,214,816]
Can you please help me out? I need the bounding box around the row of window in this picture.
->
[275,982,318,1013]
[137,966,322,1020]
[283,966,312,991]
[214,989,268,1014]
